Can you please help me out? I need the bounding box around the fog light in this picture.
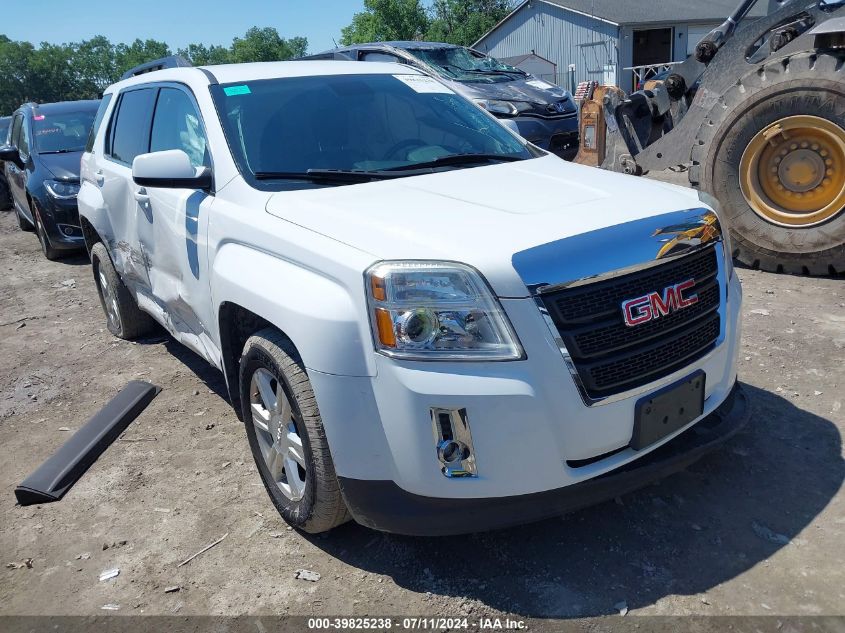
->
[430,407,477,478]
[437,439,466,464]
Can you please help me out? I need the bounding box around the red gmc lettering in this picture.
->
[622,279,699,327]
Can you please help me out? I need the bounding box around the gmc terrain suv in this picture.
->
[78,58,746,535]
[0,100,99,259]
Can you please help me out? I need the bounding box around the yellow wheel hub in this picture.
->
[739,115,845,227]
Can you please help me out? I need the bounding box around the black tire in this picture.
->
[240,328,350,534]
[690,51,845,275]
[16,206,34,232]
[90,242,156,339]
[0,179,12,212]
[31,202,63,261]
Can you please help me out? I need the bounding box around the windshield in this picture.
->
[0,119,10,144]
[211,73,534,190]
[32,110,97,153]
[407,47,525,84]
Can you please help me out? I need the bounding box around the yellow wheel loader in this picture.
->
[575,0,845,275]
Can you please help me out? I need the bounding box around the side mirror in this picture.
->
[132,150,212,190]
[0,145,24,169]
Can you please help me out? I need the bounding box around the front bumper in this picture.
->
[340,381,748,535]
[36,194,85,250]
[510,113,578,159]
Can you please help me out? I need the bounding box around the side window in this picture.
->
[85,94,113,154]
[18,118,31,158]
[150,88,209,167]
[108,88,157,165]
[10,114,23,148]
[360,51,403,63]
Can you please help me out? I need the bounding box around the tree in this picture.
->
[231,27,308,63]
[114,39,172,76]
[0,26,310,114]
[178,43,232,66]
[0,37,34,113]
[73,36,119,95]
[340,0,430,45]
[27,43,78,104]
[426,0,515,46]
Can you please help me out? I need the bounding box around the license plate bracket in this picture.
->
[631,370,705,450]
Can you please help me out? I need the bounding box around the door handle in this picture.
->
[95,170,104,187]
[134,187,150,204]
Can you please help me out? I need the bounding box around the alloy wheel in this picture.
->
[249,367,307,501]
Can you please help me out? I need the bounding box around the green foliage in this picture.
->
[340,0,430,45]
[0,27,309,116]
[427,0,514,47]
[340,0,515,48]
[231,27,308,63]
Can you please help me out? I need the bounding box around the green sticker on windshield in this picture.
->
[224,85,251,96]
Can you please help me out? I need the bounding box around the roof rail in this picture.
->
[120,55,192,81]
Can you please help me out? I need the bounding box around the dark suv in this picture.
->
[0,100,99,259]
[0,116,11,209]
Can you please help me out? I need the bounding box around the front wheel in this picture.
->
[240,329,350,534]
[32,203,62,260]
[16,206,34,232]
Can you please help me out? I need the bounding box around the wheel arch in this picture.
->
[212,243,376,415]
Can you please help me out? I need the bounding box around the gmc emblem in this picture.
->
[622,279,699,327]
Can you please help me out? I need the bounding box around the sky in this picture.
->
[3,0,367,54]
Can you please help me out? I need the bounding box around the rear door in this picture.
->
[140,85,217,361]
[98,86,158,291]
[6,113,28,219]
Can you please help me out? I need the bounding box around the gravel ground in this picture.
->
[0,177,843,621]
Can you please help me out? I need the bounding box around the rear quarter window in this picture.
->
[107,88,157,165]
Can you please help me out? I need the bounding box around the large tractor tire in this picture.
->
[690,51,845,275]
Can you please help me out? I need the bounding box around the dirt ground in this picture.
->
[0,174,843,622]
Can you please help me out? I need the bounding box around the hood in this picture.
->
[265,155,702,297]
[447,75,573,107]
[37,151,83,181]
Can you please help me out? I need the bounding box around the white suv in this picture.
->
[78,58,746,535]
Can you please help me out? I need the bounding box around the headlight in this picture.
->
[44,180,80,199]
[366,261,524,361]
[698,190,735,279]
[474,99,532,116]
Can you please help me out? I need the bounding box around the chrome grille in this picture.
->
[539,247,721,399]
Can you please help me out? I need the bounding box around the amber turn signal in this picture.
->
[374,308,396,348]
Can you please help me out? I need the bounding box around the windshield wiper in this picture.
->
[465,68,527,77]
[39,148,82,155]
[383,153,525,172]
[254,169,402,183]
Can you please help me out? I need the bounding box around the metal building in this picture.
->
[474,0,769,91]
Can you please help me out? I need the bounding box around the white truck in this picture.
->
[77,57,746,535]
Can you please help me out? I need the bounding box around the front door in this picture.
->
[140,86,217,363]
[7,113,29,220]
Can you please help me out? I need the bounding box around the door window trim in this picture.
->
[104,86,159,168]
[104,81,215,192]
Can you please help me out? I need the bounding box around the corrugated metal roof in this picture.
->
[540,0,768,25]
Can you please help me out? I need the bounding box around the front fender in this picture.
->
[211,241,376,377]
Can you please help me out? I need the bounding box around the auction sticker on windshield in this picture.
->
[394,74,453,94]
